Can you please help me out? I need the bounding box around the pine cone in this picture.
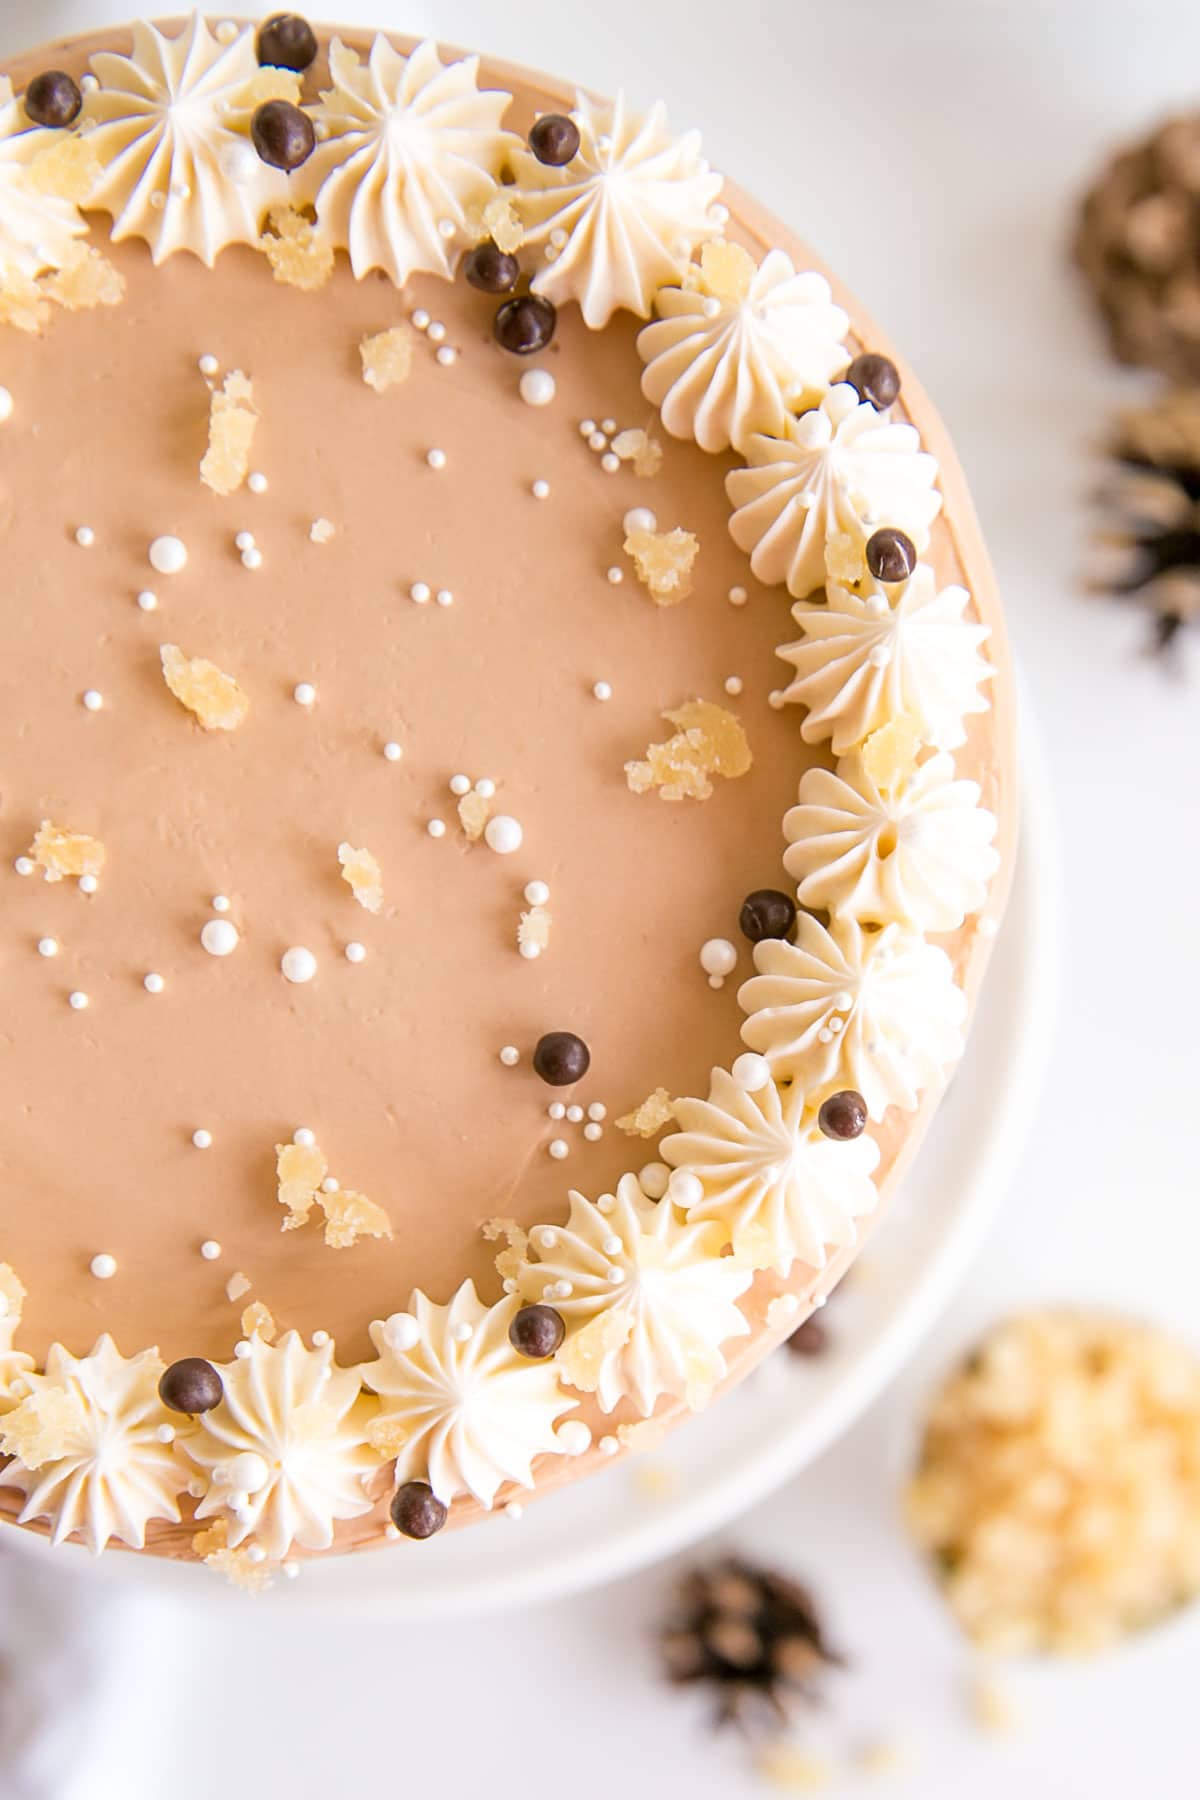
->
[1092,386,1200,649]
[660,1557,841,1728]
[1077,115,1200,379]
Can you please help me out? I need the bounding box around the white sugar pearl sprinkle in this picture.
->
[451,1321,473,1344]
[499,1045,520,1067]
[732,1051,772,1092]
[668,1170,704,1209]
[37,937,58,958]
[75,525,95,548]
[293,1128,316,1147]
[768,689,787,710]
[281,946,317,984]
[383,741,403,762]
[149,535,187,575]
[484,814,523,855]
[531,479,550,499]
[724,676,743,696]
[557,1421,592,1456]
[192,1129,212,1149]
[68,991,89,1011]
[606,566,623,585]
[198,353,219,376]
[321,1176,339,1194]
[474,777,496,799]
[211,895,231,913]
[728,584,748,606]
[427,320,446,343]
[600,417,616,434]
[592,680,612,701]
[547,1102,566,1121]
[587,1102,606,1121]
[241,546,263,571]
[90,1253,117,1280]
[235,530,255,552]
[426,448,447,471]
[524,880,550,906]
[143,972,165,994]
[435,345,457,366]
[548,1138,569,1160]
[566,1104,584,1123]
[623,507,657,536]
[599,1435,619,1458]
[588,431,607,452]
[14,857,34,876]
[519,368,556,407]
[426,818,447,839]
[81,689,104,711]
[201,918,239,957]
[293,682,316,707]
[345,941,366,964]
[78,874,98,895]
[579,419,598,437]
[410,581,431,604]
[136,590,158,612]
[311,1329,330,1348]
[639,1162,670,1200]
[699,937,737,977]
[600,452,620,474]
[584,1122,603,1142]
[412,309,430,331]
[435,588,453,607]
[247,471,268,494]
[200,1239,222,1260]
[449,774,471,796]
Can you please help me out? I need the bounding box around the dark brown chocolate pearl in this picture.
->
[739,888,797,944]
[464,239,520,293]
[256,13,319,72]
[532,1030,590,1086]
[817,1090,868,1141]
[865,527,917,584]
[24,71,82,129]
[843,351,901,411]
[529,112,581,167]
[509,1304,566,1359]
[158,1357,223,1415]
[251,99,316,173]
[391,1481,448,1540]
[494,294,557,355]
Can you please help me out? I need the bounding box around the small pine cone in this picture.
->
[1077,115,1200,380]
[660,1557,841,1728]
[1090,386,1200,650]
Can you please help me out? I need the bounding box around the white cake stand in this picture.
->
[6,701,1057,1618]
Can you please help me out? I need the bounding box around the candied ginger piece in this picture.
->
[733,1224,780,1272]
[24,134,102,203]
[517,905,551,957]
[0,1388,85,1468]
[225,1271,252,1303]
[275,1140,327,1230]
[469,192,525,252]
[241,1301,276,1343]
[234,68,302,108]
[825,528,868,588]
[0,265,49,332]
[260,205,334,292]
[557,1310,633,1394]
[615,1418,667,1453]
[206,1544,276,1593]
[367,1414,410,1458]
[200,369,258,497]
[694,238,756,304]
[624,525,698,604]
[625,699,751,802]
[320,1188,392,1249]
[28,819,105,884]
[44,244,124,312]
[191,1519,228,1558]
[337,842,383,914]
[861,716,923,792]
[360,325,414,393]
[160,644,249,731]
[616,1087,675,1138]
[481,1217,529,1286]
[457,790,491,842]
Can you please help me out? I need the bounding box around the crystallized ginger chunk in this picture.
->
[225,1271,252,1303]
[360,325,414,393]
[616,1087,675,1137]
[625,699,752,802]
[241,1301,277,1343]
[693,238,756,305]
[337,842,384,914]
[28,819,106,884]
[557,1310,633,1395]
[200,370,258,497]
[469,192,525,253]
[43,243,124,313]
[259,204,334,292]
[611,427,664,478]
[0,265,48,332]
[367,1414,411,1458]
[624,525,698,604]
[275,1140,328,1230]
[457,790,491,842]
[234,68,302,109]
[861,716,923,792]
[24,135,102,203]
[482,1217,529,1286]
[0,1388,85,1468]
[321,1188,393,1249]
[517,905,551,957]
[161,644,249,732]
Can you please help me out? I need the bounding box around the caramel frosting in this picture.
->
[0,17,1017,1568]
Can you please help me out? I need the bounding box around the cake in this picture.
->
[0,12,1016,1582]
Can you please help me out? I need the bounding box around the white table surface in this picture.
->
[2,3,1199,1796]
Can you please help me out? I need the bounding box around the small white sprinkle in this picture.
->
[68,991,89,1011]
[728,584,748,606]
[587,1103,606,1121]
[383,741,404,762]
[427,320,447,343]
[485,814,523,855]
[382,1312,420,1354]
[592,680,612,701]
[732,1051,772,1092]
[234,530,255,552]
[75,526,95,548]
[198,354,219,377]
[768,689,787,710]
[817,1027,833,1045]
[505,1501,524,1520]
[566,1104,584,1123]
[606,566,623,585]
[37,937,58,958]
[702,295,723,319]
[281,946,317,985]
[599,1435,619,1458]
[437,218,456,240]
[519,368,556,407]
[499,1045,520,1067]
[293,682,316,707]
[435,345,457,366]
[724,676,744,696]
[668,1170,704,1209]
[211,894,231,914]
[834,991,854,1012]
[0,386,13,423]
[136,590,158,612]
[14,857,34,876]
[311,1330,331,1348]
[214,19,238,45]
[601,1234,623,1256]
[321,1176,340,1194]
[606,1265,624,1285]
[156,1423,176,1444]
[449,774,472,796]
[192,1128,212,1149]
[412,309,431,331]
[435,588,453,608]
[345,941,366,964]
[551,1280,573,1300]
[410,581,431,604]
[282,1562,300,1580]
[451,1320,474,1343]
[623,507,657,536]
[426,447,447,471]
[247,471,268,494]
[547,1102,566,1121]
[81,689,104,712]
[233,1342,252,1361]
[588,431,608,452]
[596,1194,615,1215]
[143,972,165,994]
[699,937,738,978]
[89,1253,117,1280]
[584,1122,603,1142]
[201,918,239,957]
[600,452,620,474]
[200,1240,222,1260]
[426,818,447,839]
[294,1128,316,1147]
[149,535,187,576]
[519,940,541,960]
[639,1162,670,1200]
[868,644,893,669]
[548,1138,569,1160]
[246,1546,267,1564]
[474,777,496,799]
[241,546,263,571]
[524,880,550,906]
[710,202,730,224]
[537,1229,559,1250]
[78,874,98,895]
[557,1420,592,1456]
[531,479,550,499]
[708,974,725,991]
[549,228,569,250]
[600,418,617,435]
[579,419,597,437]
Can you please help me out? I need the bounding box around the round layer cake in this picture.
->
[0,12,1016,1579]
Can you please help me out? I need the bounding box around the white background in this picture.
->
[1,3,1199,1796]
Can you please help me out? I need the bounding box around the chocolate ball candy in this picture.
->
[464,240,520,293]
[532,1030,591,1086]
[391,1481,448,1540]
[843,352,901,411]
[494,294,557,355]
[865,527,916,584]
[817,1090,868,1141]
[785,1315,829,1358]
[256,13,319,72]
[251,99,316,173]
[529,113,580,167]
[739,888,797,944]
[158,1357,224,1415]
[24,71,82,129]
[509,1304,566,1359]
